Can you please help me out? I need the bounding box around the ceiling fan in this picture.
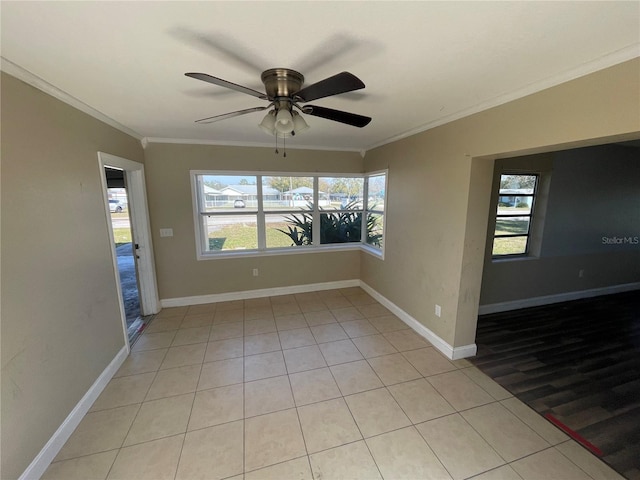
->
[185,68,372,138]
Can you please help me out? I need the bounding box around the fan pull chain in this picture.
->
[274,135,288,157]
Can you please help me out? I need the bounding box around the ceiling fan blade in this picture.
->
[172,28,266,74]
[185,73,267,99]
[293,34,360,77]
[304,105,371,128]
[294,72,365,102]
[195,106,268,124]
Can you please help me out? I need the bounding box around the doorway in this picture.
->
[99,152,159,348]
[105,167,145,341]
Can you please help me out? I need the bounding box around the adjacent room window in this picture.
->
[492,173,538,256]
[192,171,387,258]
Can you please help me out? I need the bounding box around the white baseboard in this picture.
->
[160,279,476,360]
[359,282,476,360]
[161,279,476,360]
[478,282,640,315]
[19,346,129,480]
[160,279,360,308]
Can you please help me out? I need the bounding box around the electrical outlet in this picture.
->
[159,228,173,237]
[252,268,259,277]
[579,269,584,278]
[435,304,442,317]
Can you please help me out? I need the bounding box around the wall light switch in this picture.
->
[160,228,173,237]
[435,304,442,317]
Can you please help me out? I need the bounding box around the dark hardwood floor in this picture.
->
[471,290,640,479]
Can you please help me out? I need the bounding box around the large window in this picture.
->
[192,171,387,259]
[492,173,538,256]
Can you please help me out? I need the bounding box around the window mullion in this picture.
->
[312,177,320,246]
[256,176,265,250]
[199,213,208,254]
[362,174,369,243]
[495,233,529,238]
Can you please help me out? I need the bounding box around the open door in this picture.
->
[105,166,145,341]
[99,152,159,347]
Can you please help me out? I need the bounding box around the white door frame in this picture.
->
[98,152,160,346]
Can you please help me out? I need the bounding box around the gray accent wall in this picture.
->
[542,145,639,256]
[480,144,640,306]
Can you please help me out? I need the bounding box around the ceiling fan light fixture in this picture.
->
[259,110,276,135]
[187,68,371,140]
[292,111,310,134]
[275,108,294,134]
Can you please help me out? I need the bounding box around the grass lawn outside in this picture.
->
[112,228,132,248]
[493,217,528,255]
[492,236,527,255]
[110,212,133,247]
[207,216,384,251]
[208,222,298,251]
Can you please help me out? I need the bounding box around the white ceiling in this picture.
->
[2,1,639,152]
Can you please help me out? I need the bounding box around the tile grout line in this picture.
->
[171,351,205,479]
[285,363,313,478]
[242,314,246,478]
[552,442,603,480]
[104,320,175,480]
[323,360,382,477]
[52,316,452,462]
[414,409,502,480]
[457,401,548,469]
[54,288,544,479]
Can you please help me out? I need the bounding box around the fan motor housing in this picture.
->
[261,68,304,99]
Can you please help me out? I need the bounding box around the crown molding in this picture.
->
[1,57,143,142]
[142,136,362,153]
[365,44,640,152]
[4,43,637,156]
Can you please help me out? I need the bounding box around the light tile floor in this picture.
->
[42,288,624,480]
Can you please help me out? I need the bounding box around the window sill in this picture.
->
[491,254,539,263]
[361,244,384,260]
[197,242,383,261]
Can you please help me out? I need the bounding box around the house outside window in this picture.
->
[492,173,538,256]
[191,171,387,259]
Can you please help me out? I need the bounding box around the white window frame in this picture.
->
[362,170,387,258]
[191,170,387,260]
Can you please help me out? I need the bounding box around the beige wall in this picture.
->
[143,143,364,300]
[362,58,640,348]
[3,57,639,479]
[1,73,144,479]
